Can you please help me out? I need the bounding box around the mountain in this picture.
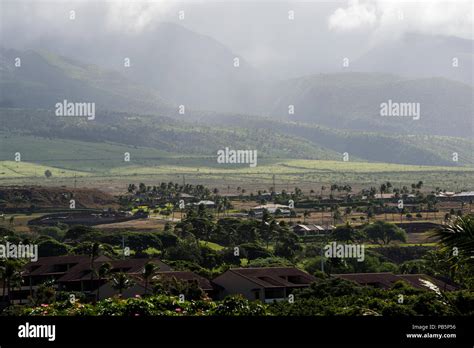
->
[0,108,340,165]
[0,48,173,114]
[354,33,473,85]
[2,107,473,167]
[190,113,474,167]
[31,22,270,114]
[268,72,473,138]
[0,46,472,167]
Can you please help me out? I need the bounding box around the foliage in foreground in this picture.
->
[13,295,268,317]
[10,278,474,317]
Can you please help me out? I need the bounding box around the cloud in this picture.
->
[329,0,377,31]
[328,0,473,40]
[103,0,176,34]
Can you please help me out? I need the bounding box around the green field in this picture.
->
[1,134,473,191]
[2,157,473,192]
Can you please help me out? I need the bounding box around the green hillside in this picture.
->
[269,72,472,138]
[0,48,173,114]
[191,113,474,166]
[1,107,473,168]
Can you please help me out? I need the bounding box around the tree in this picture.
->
[0,260,22,303]
[44,170,52,179]
[344,207,352,222]
[260,217,277,248]
[142,262,159,295]
[239,243,273,260]
[363,221,407,245]
[303,210,311,223]
[31,280,56,306]
[332,208,342,224]
[331,223,363,242]
[431,216,474,257]
[111,273,134,296]
[65,225,95,241]
[274,231,302,260]
[96,262,111,300]
[153,276,205,301]
[37,238,69,256]
[89,243,100,298]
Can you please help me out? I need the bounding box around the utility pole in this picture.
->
[272,174,276,193]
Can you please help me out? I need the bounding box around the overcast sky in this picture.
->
[1,0,472,77]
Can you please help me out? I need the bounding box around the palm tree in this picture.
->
[344,206,352,222]
[431,216,474,257]
[1,260,21,303]
[89,243,100,295]
[0,261,6,302]
[303,210,310,223]
[96,262,111,300]
[111,272,134,296]
[142,262,159,295]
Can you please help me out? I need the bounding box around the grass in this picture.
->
[0,161,88,178]
[1,134,473,189]
[2,158,473,191]
[199,240,225,251]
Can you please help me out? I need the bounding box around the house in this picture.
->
[153,271,216,298]
[452,191,474,201]
[293,224,335,236]
[6,256,215,303]
[251,204,291,217]
[55,258,172,293]
[212,267,316,303]
[373,193,395,200]
[95,271,216,300]
[190,200,215,208]
[333,272,458,291]
[435,191,456,198]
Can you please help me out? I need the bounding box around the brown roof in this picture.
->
[58,258,172,282]
[333,272,458,291]
[22,256,171,284]
[153,271,214,291]
[398,274,458,291]
[24,255,92,276]
[224,267,316,288]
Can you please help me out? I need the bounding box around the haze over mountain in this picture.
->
[0,1,472,169]
[2,43,471,139]
[353,33,473,85]
[0,47,173,114]
[11,22,270,114]
[269,72,473,138]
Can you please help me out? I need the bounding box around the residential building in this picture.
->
[5,256,215,303]
[212,267,316,303]
[293,224,335,236]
